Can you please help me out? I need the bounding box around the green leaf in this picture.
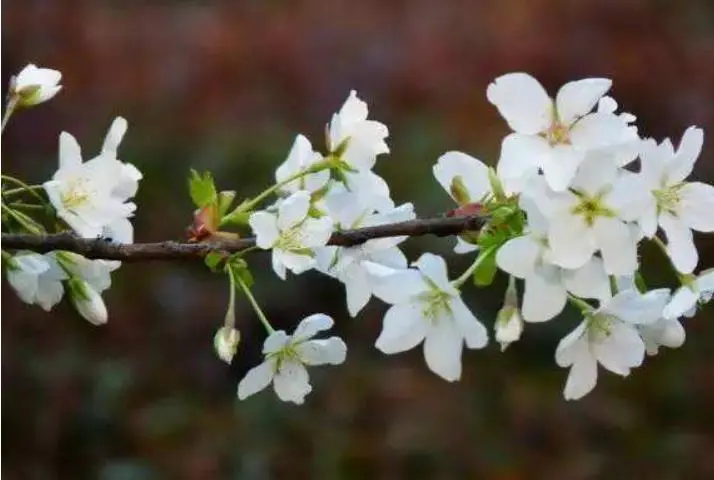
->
[188,169,218,208]
[473,249,498,287]
[204,251,226,272]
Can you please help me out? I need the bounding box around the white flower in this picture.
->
[275,134,329,195]
[555,289,669,400]
[432,151,492,253]
[214,327,241,364]
[638,127,712,273]
[237,314,347,404]
[488,73,637,191]
[6,252,67,311]
[316,195,414,317]
[496,199,611,322]
[368,253,488,381]
[663,268,714,319]
[43,118,140,238]
[528,156,646,274]
[67,278,108,326]
[10,64,62,107]
[249,190,333,279]
[340,169,395,213]
[328,90,389,170]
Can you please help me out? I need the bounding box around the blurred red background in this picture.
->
[3,1,714,478]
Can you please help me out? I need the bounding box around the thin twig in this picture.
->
[0,214,487,262]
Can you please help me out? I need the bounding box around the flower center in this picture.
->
[586,314,616,342]
[417,287,452,323]
[544,121,571,146]
[60,178,94,211]
[653,184,682,216]
[570,193,615,226]
[275,226,309,252]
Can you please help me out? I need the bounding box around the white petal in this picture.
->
[412,253,453,292]
[496,133,546,189]
[423,319,464,382]
[486,73,552,134]
[249,212,279,249]
[101,117,128,156]
[300,217,333,247]
[569,151,618,195]
[522,274,567,322]
[344,271,372,317]
[35,276,65,311]
[279,251,316,275]
[667,126,704,183]
[449,298,489,349]
[237,361,275,400]
[562,257,611,303]
[58,132,83,171]
[663,286,698,320]
[679,182,714,232]
[660,213,698,274]
[7,270,39,304]
[569,112,630,150]
[555,321,588,367]
[273,361,312,404]
[277,191,310,229]
[375,303,428,354]
[433,151,491,203]
[296,337,347,366]
[603,289,669,325]
[547,214,596,269]
[541,145,584,192]
[555,78,611,126]
[563,352,599,400]
[594,322,644,374]
[263,331,290,355]
[292,313,334,342]
[454,237,479,254]
[592,218,638,275]
[367,246,408,270]
[271,251,287,280]
[496,235,540,279]
[367,264,427,304]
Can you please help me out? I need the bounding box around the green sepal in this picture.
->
[217,190,237,217]
[204,251,227,273]
[228,257,254,288]
[450,176,471,206]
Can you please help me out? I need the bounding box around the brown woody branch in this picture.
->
[1,215,486,262]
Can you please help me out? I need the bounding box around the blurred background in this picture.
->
[3,0,714,478]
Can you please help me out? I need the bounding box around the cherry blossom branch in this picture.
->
[1,214,487,262]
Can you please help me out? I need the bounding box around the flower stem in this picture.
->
[451,244,498,288]
[609,275,619,296]
[1,203,44,234]
[235,275,275,334]
[237,160,331,214]
[1,175,48,205]
[225,267,238,329]
[567,294,594,315]
[1,96,18,135]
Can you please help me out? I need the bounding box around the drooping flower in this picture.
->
[663,268,714,319]
[43,117,141,238]
[317,192,414,317]
[638,127,712,273]
[275,134,329,195]
[57,252,118,325]
[488,73,637,191]
[494,277,523,351]
[249,190,333,279]
[67,278,109,325]
[237,314,347,404]
[6,252,67,311]
[555,289,670,400]
[10,64,62,107]
[328,90,389,171]
[368,253,488,381]
[214,327,241,364]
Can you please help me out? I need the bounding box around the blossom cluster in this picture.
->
[3,63,712,404]
[3,64,142,325]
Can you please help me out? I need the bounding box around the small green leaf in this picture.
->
[217,190,236,217]
[188,169,218,208]
[204,251,226,272]
[473,249,498,287]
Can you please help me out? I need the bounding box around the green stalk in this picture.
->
[451,244,498,288]
[1,96,18,134]
[235,274,275,334]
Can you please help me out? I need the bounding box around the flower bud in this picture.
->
[68,278,108,325]
[495,276,522,351]
[10,64,62,107]
[214,326,241,363]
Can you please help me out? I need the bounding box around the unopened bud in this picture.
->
[68,278,108,326]
[214,326,241,364]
